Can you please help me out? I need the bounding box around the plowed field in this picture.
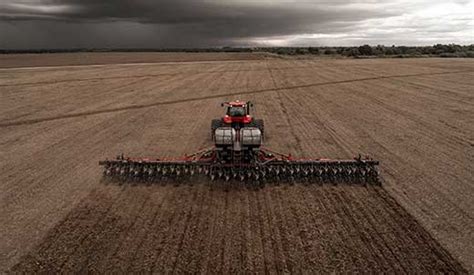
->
[1,54,472,272]
[9,185,463,273]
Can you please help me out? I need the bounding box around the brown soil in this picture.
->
[10,185,464,273]
[0,52,270,69]
[0,55,472,272]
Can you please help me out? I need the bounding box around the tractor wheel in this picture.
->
[211,119,223,140]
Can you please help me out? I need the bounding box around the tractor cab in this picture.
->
[227,105,246,117]
[222,100,252,124]
[211,100,264,140]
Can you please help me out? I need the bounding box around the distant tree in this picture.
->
[324,48,336,55]
[2,44,472,58]
[374,45,385,55]
[389,45,401,55]
[420,46,435,55]
[406,48,421,56]
[295,48,309,55]
[358,45,373,55]
[384,47,395,55]
[342,48,360,57]
[308,47,319,54]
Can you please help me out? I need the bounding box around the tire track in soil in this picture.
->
[1,85,173,207]
[351,78,471,153]
[104,186,172,273]
[337,187,390,272]
[58,186,139,272]
[53,188,124,271]
[94,94,206,272]
[283,75,473,257]
[307,187,353,272]
[191,184,223,273]
[238,187,251,273]
[75,187,151,273]
[10,185,467,273]
[9,187,124,273]
[350,79,473,174]
[278,91,354,158]
[1,76,149,123]
[202,188,229,274]
[262,188,289,273]
[279,81,455,229]
[2,69,471,128]
[195,184,222,273]
[320,187,368,273]
[328,186,397,273]
[285,185,335,273]
[255,189,279,274]
[1,103,187,269]
[240,186,257,272]
[0,68,257,88]
[7,196,96,272]
[171,184,211,273]
[0,63,340,88]
[283,185,323,273]
[148,185,199,273]
[266,61,305,155]
[220,187,243,274]
[294,185,333,273]
[270,187,304,273]
[245,190,266,273]
[234,188,253,273]
[370,187,466,272]
[366,188,437,271]
[355,82,472,195]
[123,186,173,273]
[345,187,412,272]
[88,187,155,270]
[351,187,441,272]
[125,186,178,272]
[161,185,203,273]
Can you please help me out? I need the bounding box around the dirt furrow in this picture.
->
[9,187,124,272]
[370,187,465,272]
[107,186,172,272]
[329,187,397,272]
[255,189,279,274]
[262,188,289,273]
[202,189,229,273]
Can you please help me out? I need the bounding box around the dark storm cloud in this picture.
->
[1,0,394,37]
[2,1,389,22]
[0,0,473,48]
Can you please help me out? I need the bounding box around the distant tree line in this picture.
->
[263,44,474,58]
[1,44,473,58]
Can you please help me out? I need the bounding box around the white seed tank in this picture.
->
[214,127,262,150]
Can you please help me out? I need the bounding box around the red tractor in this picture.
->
[211,100,264,140]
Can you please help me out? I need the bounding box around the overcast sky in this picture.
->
[0,0,473,49]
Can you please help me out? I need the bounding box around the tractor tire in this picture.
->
[211,119,223,140]
[251,119,265,139]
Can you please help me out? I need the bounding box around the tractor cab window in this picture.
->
[227,106,246,117]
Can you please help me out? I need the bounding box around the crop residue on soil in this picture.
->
[11,185,464,273]
[1,56,473,272]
